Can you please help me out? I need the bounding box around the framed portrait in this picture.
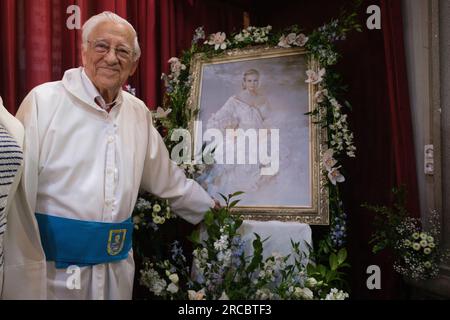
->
[188,47,329,225]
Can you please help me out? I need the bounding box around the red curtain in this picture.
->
[380,0,420,218]
[0,0,244,113]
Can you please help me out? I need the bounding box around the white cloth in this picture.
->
[238,220,312,264]
[0,97,44,300]
[3,67,215,300]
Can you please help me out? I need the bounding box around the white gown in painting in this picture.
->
[200,95,276,202]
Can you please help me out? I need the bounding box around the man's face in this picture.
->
[82,21,138,95]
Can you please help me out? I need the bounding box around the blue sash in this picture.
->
[35,213,133,269]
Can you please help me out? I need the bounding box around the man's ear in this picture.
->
[81,47,87,66]
[129,60,139,76]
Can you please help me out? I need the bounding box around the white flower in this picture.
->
[124,84,136,96]
[219,291,229,300]
[420,240,428,248]
[140,268,167,296]
[412,232,420,240]
[315,89,328,103]
[305,68,326,84]
[305,277,318,288]
[294,287,314,300]
[323,148,337,171]
[412,243,421,251]
[169,273,179,284]
[420,232,428,240]
[152,215,165,225]
[167,282,179,294]
[188,289,206,300]
[154,106,172,119]
[192,26,205,43]
[294,33,308,46]
[133,215,141,225]
[214,234,229,251]
[167,57,186,83]
[327,166,345,185]
[254,288,274,300]
[427,236,434,244]
[153,204,161,212]
[136,198,152,210]
[217,249,232,264]
[325,288,349,300]
[234,33,245,42]
[286,33,297,44]
[277,35,290,48]
[424,247,432,255]
[205,32,227,50]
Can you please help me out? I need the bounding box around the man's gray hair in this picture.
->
[82,11,141,61]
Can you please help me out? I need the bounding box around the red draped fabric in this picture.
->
[380,0,420,218]
[0,0,244,112]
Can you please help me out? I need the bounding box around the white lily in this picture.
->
[219,291,229,300]
[294,33,308,46]
[154,106,172,119]
[327,166,345,185]
[188,288,206,300]
[205,32,227,50]
[314,89,328,103]
[305,68,326,84]
[277,35,290,48]
[323,149,337,171]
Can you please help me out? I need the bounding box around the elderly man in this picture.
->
[2,11,216,300]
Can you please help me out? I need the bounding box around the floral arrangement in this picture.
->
[131,6,362,300]
[139,193,350,300]
[364,187,449,280]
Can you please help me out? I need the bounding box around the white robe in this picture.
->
[0,97,41,299]
[2,67,214,300]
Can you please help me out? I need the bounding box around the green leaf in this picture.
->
[329,253,338,271]
[229,199,241,208]
[337,248,347,265]
[318,264,327,277]
[187,229,201,244]
[230,191,245,198]
[246,234,263,273]
[219,193,228,204]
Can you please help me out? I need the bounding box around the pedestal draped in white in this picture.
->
[239,220,312,262]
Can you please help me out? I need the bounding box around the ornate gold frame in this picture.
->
[188,46,329,225]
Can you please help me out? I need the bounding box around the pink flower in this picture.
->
[294,33,308,46]
[323,148,337,171]
[327,167,345,185]
[205,32,227,50]
[315,89,328,103]
[305,68,326,85]
[277,35,290,48]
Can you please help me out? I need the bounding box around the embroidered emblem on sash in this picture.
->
[107,229,127,256]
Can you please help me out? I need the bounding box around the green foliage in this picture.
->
[362,187,408,254]
[363,186,449,280]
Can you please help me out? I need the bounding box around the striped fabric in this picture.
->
[0,125,23,270]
